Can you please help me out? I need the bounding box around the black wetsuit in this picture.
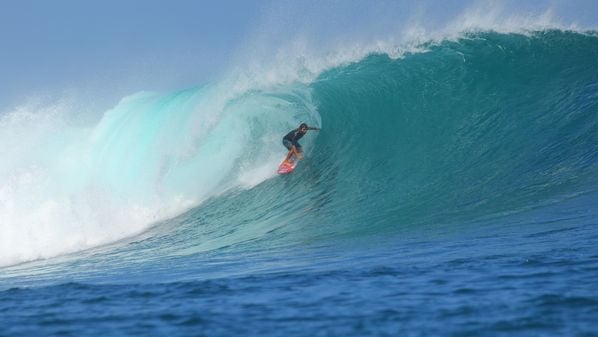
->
[283,129,305,149]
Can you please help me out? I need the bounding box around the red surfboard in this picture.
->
[277,156,298,174]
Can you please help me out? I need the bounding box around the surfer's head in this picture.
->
[299,123,308,133]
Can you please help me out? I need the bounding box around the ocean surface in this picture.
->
[1,30,598,336]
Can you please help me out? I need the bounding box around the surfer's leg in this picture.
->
[283,139,293,151]
[295,144,303,160]
[286,145,303,162]
[285,148,294,162]
[283,139,294,161]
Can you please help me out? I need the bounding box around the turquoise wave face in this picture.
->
[302,30,598,235]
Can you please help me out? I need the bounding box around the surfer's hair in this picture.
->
[299,123,308,129]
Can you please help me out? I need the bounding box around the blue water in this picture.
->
[1,30,598,336]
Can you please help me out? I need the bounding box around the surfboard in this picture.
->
[277,156,298,174]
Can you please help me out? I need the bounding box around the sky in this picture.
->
[0,0,266,112]
[0,0,596,115]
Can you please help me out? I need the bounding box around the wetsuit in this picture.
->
[282,129,305,151]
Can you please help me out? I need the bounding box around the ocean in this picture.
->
[1,30,598,336]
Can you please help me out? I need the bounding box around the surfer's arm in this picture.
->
[308,127,320,131]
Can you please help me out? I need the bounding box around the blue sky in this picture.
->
[1,0,596,113]
[0,0,266,110]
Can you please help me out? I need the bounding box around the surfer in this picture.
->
[283,123,319,162]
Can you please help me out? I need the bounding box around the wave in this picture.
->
[175,30,598,255]
[1,29,597,267]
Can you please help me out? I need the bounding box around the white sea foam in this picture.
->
[0,80,318,267]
